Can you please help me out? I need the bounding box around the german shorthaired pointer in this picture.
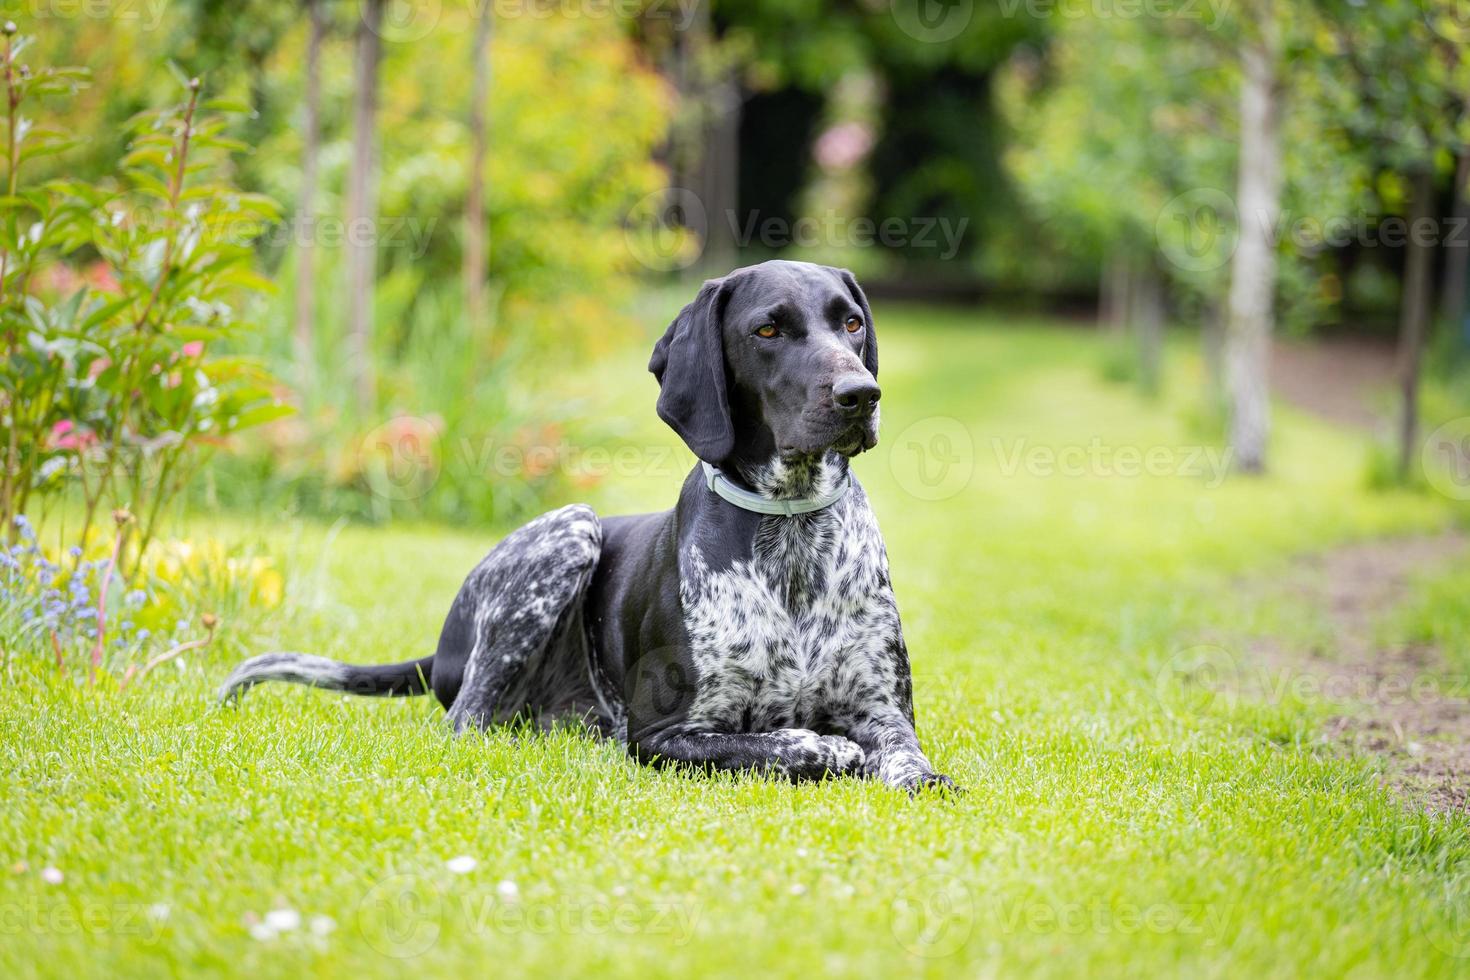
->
[221,260,954,792]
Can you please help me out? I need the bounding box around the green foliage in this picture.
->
[250,7,670,346]
[0,29,287,570]
[211,269,581,528]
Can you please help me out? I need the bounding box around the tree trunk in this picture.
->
[1099,251,1131,335]
[1441,149,1470,347]
[463,5,492,330]
[1132,262,1166,396]
[1398,167,1438,479]
[1202,296,1227,421]
[346,0,383,416]
[702,79,741,274]
[672,0,704,199]
[1224,16,1282,475]
[294,0,325,388]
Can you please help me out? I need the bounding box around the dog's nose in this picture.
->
[833,376,881,418]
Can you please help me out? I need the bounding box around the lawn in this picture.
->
[4,306,1470,978]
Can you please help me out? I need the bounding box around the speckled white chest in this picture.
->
[679,494,906,731]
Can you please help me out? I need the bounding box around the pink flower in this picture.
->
[814,122,874,172]
[181,341,204,358]
[50,420,96,452]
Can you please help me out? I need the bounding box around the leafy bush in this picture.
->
[0,28,288,571]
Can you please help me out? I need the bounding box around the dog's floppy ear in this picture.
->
[649,276,734,463]
[834,267,878,378]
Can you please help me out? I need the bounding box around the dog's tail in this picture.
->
[216,652,434,704]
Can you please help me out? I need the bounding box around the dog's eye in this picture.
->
[755,324,778,339]
[845,315,863,333]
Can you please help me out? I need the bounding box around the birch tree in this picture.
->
[346,0,383,415]
[1223,5,1283,474]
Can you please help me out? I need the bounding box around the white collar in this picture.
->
[700,461,850,516]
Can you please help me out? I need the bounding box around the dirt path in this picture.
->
[1270,336,1397,431]
[1230,533,1470,813]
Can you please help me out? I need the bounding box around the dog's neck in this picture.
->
[732,451,850,502]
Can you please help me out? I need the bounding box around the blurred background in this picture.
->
[6,0,1470,538]
[14,8,1470,971]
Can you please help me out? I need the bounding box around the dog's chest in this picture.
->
[679,501,901,731]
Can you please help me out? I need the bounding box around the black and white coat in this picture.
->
[220,261,953,792]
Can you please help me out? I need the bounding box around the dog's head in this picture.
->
[648,260,880,468]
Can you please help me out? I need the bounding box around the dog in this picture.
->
[220,260,954,791]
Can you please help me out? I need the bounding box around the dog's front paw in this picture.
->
[875,756,961,795]
[906,771,961,795]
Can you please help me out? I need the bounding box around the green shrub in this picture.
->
[0,31,288,569]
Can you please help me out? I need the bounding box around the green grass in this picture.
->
[6,306,1470,978]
